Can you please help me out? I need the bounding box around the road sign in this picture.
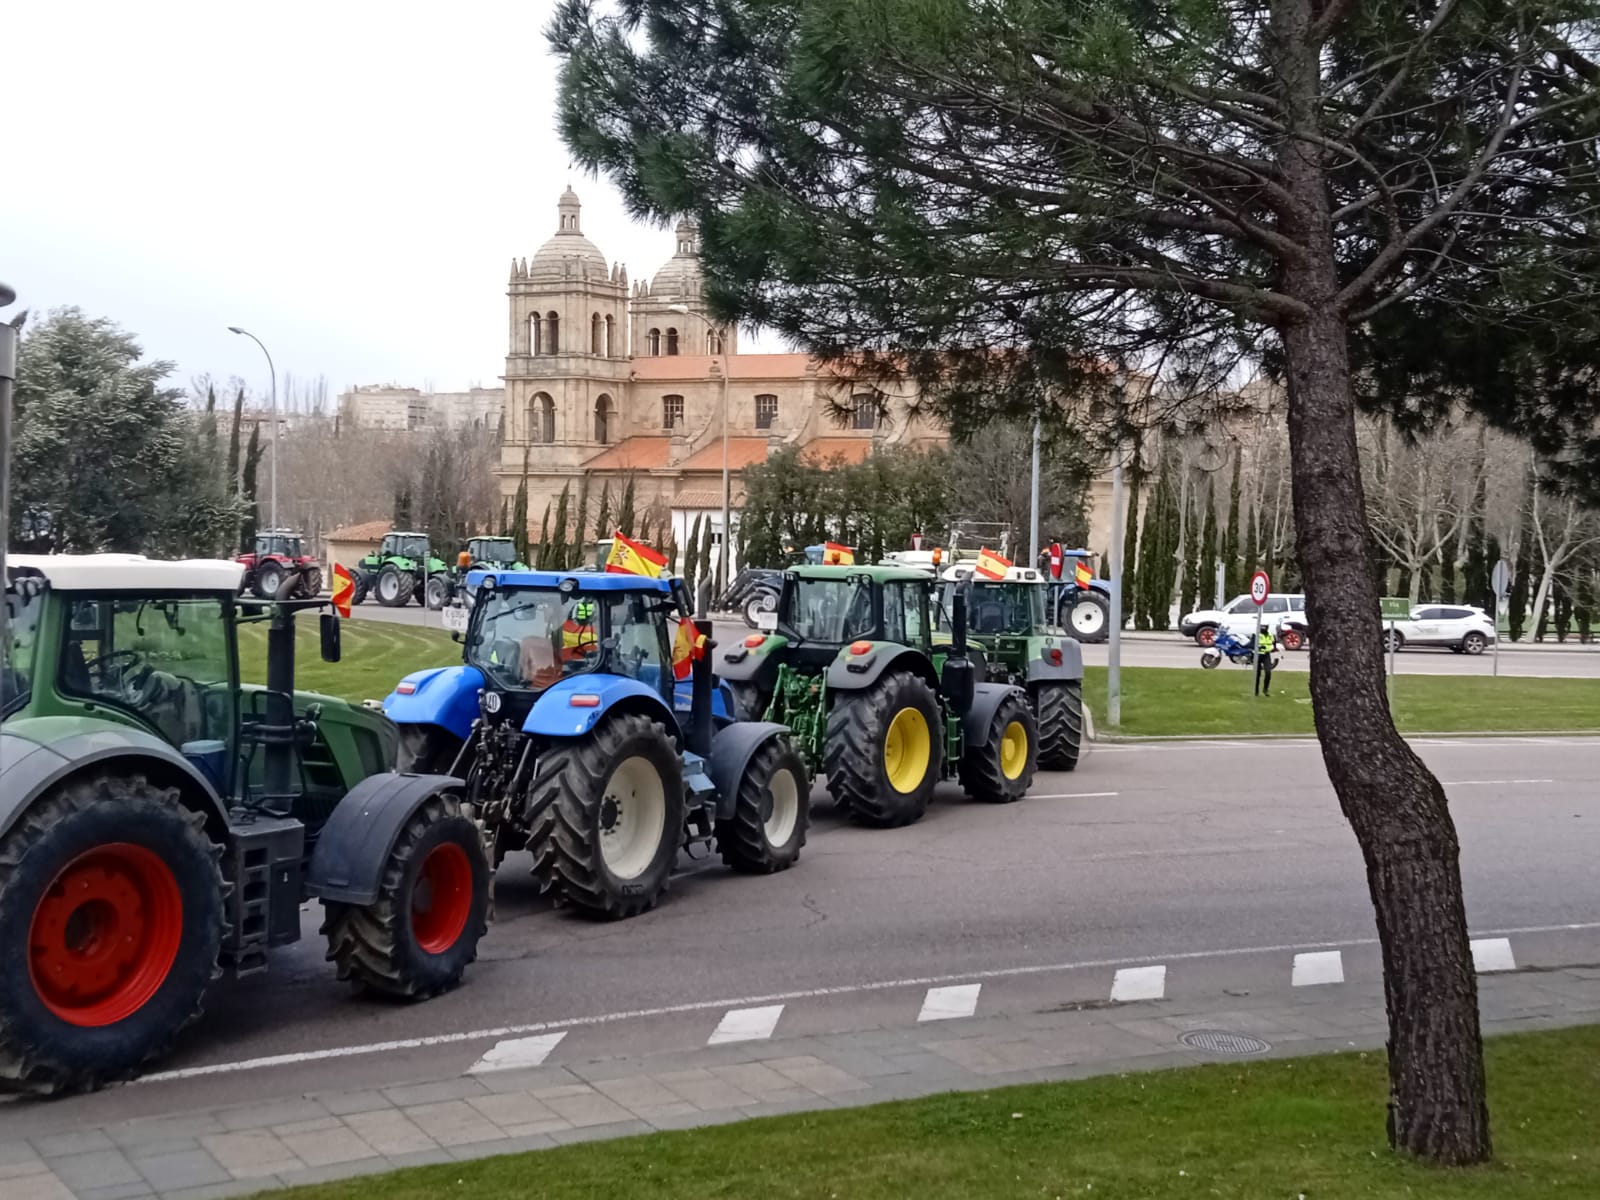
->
[1249,570,1270,606]
[1048,542,1063,580]
[1380,597,1410,619]
[1492,559,1511,599]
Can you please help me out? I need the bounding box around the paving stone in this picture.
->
[709,1061,802,1096]
[317,1090,395,1117]
[540,1090,637,1128]
[403,1100,506,1147]
[528,1083,598,1101]
[110,1116,222,1150]
[199,1131,300,1179]
[158,1180,266,1200]
[446,1132,559,1161]
[274,1157,391,1188]
[0,1160,51,1182]
[546,1118,653,1144]
[496,1119,575,1138]
[0,1140,46,1168]
[593,1075,685,1109]
[339,1109,438,1158]
[382,1148,458,1170]
[272,1119,380,1169]
[654,1075,756,1111]
[738,1096,837,1121]
[216,1100,331,1133]
[465,1091,561,1128]
[45,1150,143,1192]
[381,1078,488,1107]
[77,1183,155,1200]
[766,1056,872,1095]
[642,1108,741,1132]
[32,1130,116,1157]
[813,1048,912,1078]
[473,1065,582,1095]
[5,1172,78,1200]
[131,1148,232,1192]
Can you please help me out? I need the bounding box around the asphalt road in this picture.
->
[13,734,1596,1133]
[349,601,1600,678]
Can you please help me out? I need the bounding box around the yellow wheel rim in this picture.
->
[1000,720,1028,780]
[883,706,932,794]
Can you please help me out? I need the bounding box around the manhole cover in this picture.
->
[1178,1030,1272,1056]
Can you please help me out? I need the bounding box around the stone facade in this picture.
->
[339,385,502,432]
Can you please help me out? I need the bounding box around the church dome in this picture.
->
[528,187,609,279]
[648,217,704,299]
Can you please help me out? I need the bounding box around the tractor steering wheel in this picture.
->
[82,649,157,706]
[82,649,142,688]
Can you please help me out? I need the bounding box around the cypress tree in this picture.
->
[240,421,263,554]
[1554,579,1572,642]
[617,475,637,536]
[1221,454,1242,598]
[226,387,245,498]
[594,482,612,541]
[698,517,714,591]
[686,513,704,590]
[536,502,552,569]
[1121,474,1142,624]
[511,480,529,563]
[1508,527,1532,643]
[1196,483,1218,610]
[573,474,591,560]
[1439,548,1457,604]
[550,482,572,569]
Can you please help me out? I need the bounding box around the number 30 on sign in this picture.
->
[1250,570,1271,606]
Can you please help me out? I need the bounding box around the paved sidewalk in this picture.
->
[4,967,1597,1200]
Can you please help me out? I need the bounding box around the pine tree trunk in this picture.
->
[1273,0,1489,1164]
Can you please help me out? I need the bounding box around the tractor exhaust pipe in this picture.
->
[950,590,969,658]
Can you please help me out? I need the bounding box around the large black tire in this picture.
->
[397,724,465,775]
[723,681,767,721]
[321,792,490,999]
[959,691,1039,803]
[526,714,685,919]
[253,560,284,601]
[742,588,778,628]
[1064,590,1111,643]
[0,775,224,1094]
[297,567,325,599]
[375,564,415,608]
[424,574,451,611]
[350,568,370,606]
[1035,681,1084,772]
[717,736,810,874]
[825,670,942,828]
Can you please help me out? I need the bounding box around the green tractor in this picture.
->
[350,531,449,609]
[937,562,1086,770]
[445,536,530,608]
[0,555,492,1093]
[717,564,1039,827]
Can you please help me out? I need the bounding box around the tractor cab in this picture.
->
[381,532,431,562]
[256,530,305,560]
[938,564,1056,638]
[772,565,934,669]
[466,536,522,569]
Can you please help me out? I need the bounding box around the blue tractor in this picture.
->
[384,569,810,919]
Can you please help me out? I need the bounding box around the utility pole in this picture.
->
[1028,412,1042,565]
[1106,365,1129,726]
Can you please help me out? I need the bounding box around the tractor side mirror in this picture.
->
[320,613,342,663]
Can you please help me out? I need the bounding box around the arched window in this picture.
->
[529,313,542,356]
[755,394,778,430]
[666,327,679,356]
[604,314,615,357]
[647,327,661,356]
[707,329,724,354]
[850,392,879,430]
[530,393,555,443]
[545,312,560,354]
[662,394,685,430]
[591,313,603,355]
[594,394,616,444]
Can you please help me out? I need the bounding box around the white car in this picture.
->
[1382,604,1496,655]
[1180,593,1308,650]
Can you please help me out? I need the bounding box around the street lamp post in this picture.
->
[227,326,279,536]
[669,304,730,594]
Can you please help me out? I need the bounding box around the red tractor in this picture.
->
[236,529,324,600]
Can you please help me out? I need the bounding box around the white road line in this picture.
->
[1110,965,1166,1002]
[918,984,982,1022]
[467,1031,567,1074]
[708,1004,784,1045]
[1443,779,1555,786]
[1471,938,1517,973]
[1031,791,1120,800]
[136,920,1600,1084]
[1292,950,1345,987]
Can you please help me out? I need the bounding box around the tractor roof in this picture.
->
[466,567,675,594]
[787,564,930,584]
[7,554,245,592]
[387,530,428,538]
[472,535,515,543]
[941,564,1049,585]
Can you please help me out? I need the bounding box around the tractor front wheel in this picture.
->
[825,671,942,827]
[960,691,1039,803]
[0,775,224,1094]
[1034,681,1084,772]
[527,714,685,919]
[1065,590,1111,643]
[321,793,490,999]
[424,574,451,611]
[254,561,284,600]
[350,569,370,606]
[375,565,415,608]
[717,736,810,874]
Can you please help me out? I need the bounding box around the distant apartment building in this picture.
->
[338,385,503,432]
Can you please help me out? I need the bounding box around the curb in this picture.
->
[1095,728,1600,743]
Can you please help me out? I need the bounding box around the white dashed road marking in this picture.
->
[1110,965,1166,1002]
[468,1031,567,1074]
[1292,951,1345,986]
[918,984,982,1022]
[708,1005,785,1045]
[1471,938,1517,973]
[1442,779,1554,786]
[1033,792,1120,800]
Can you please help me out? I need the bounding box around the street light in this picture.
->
[227,326,279,537]
[668,303,731,595]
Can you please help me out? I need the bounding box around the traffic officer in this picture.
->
[1255,624,1278,696]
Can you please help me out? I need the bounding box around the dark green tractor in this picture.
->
[351,531,449,609]
[938,563,1085,770]
[0,555,491,1093]
[445,536,530,607]
[718,565,1038,827]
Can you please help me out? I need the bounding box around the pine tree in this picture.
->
[240,422,263,554]
[550,483,572,569]
[686,514,704,590]
[1221,455,1242,598]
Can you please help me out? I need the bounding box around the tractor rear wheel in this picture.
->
[1065,590,1111,643]
[1034,681,1084,772]
[825,670,942,827]
[424,574,451,611]
[0,775,224,1094]
[717,736,810,874]
[960,691,1038,803]
[375,564,415,607]
[254,561,284,600]
[299,567,324,599]
[321,792,489,999]
[526,714,684,919]
[723,681,766,721]
[350,569,370,605]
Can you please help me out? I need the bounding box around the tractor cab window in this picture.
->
[2,576,46,716]
[968,582,1042,635]
[398,536,429,561]
[467,587,603,692]
[474,540,518,565]
[57,596,235,751]
[603,592,672,694]
[258,534,301,557]
[782,577,874,643]
[881,582,928,646]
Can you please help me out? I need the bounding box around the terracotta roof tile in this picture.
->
[631,353,813,382]
[671,489,729,510]
[326,519,391,542]
[677,437,772,472]
[582,436,673,470]
[800,437,875,466]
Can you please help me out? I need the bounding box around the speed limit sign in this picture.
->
[1250,570,1271,606]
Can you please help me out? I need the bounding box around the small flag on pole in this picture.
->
[974,547,1012,580]
[330,563,354,618]
[605,531,669,578]
[823,542,855,565]
[672,620,709,680]
[1074,559,1093,589]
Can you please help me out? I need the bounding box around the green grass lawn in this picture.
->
[1083,665,1600,738]
[269,1025,1600,1199]
[236,619,459,704]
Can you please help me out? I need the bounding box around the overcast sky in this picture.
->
[4,1,758,405]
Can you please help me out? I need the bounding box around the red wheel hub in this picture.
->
[1197,627,1217,646]
[28,844,183,1027]
[1283,629,1305,650]
[412,842,472,954]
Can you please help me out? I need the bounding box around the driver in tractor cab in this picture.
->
[562,597,600,664]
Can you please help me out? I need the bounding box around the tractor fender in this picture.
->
[1026,637,1085,683]
[961,682,1028,755]
[522,674,678,739]
[716,633,788,685]
[674,678,732,721]
[0,724,230,842]
[705,721,792,823]
[825,644,936,692]
[305,772,465,905]
[384,665,485,742]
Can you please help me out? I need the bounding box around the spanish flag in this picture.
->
[672,619,708,680]
[1074,559,1094,589]
[330,562,355,618]
[824,541,855,565]
[605,531,669,578]
[974,547,1011,581]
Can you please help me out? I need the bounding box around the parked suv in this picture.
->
[1382,605,1496,655]
[1180,593,1308,649]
